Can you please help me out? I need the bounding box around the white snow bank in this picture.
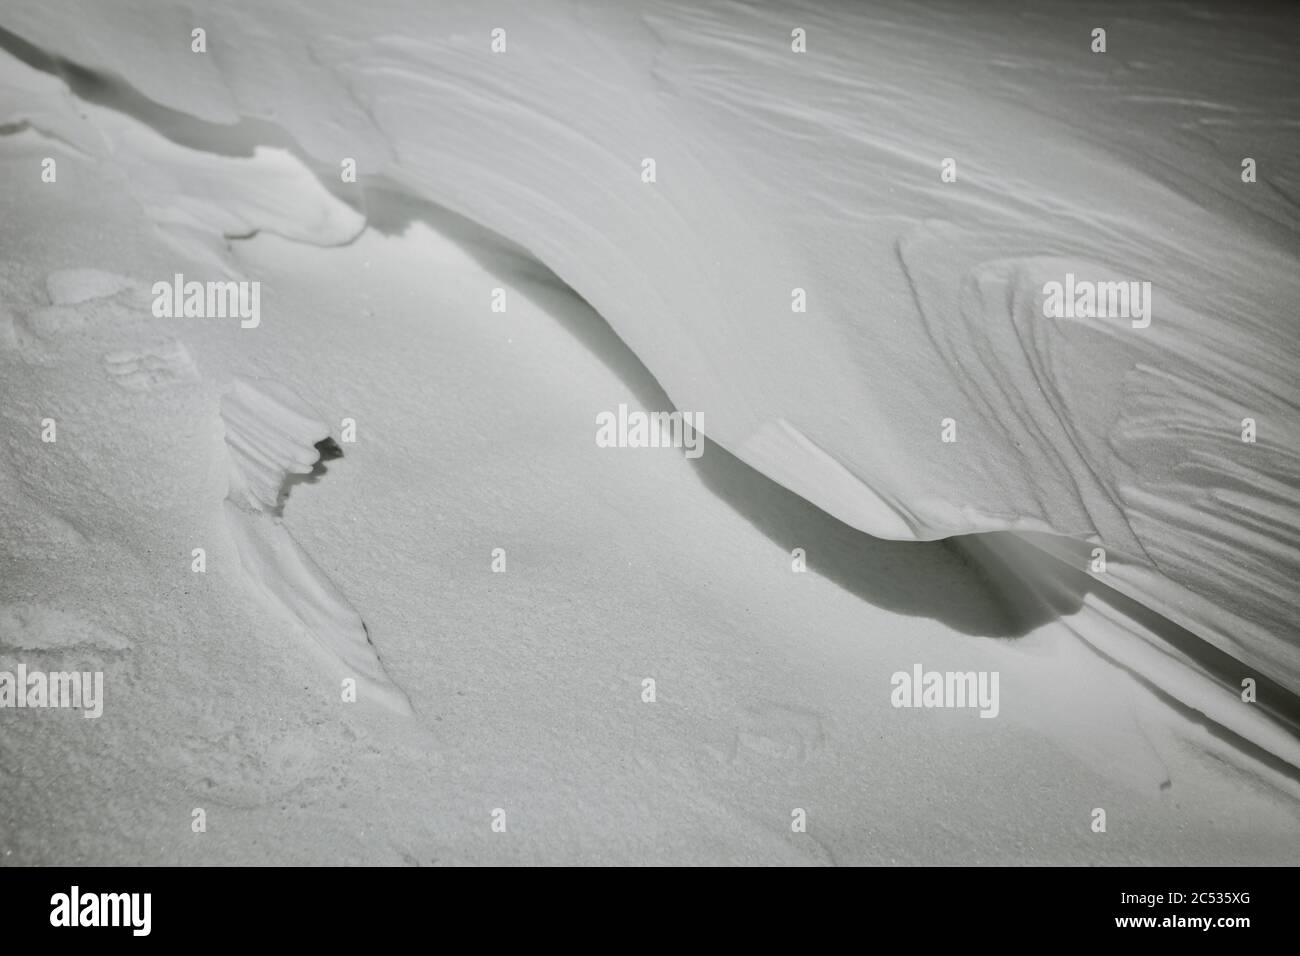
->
[2,1,1296,701]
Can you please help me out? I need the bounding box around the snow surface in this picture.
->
[1,0,1298,864]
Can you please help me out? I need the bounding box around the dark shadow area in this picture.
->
[361,175,557,286]
[972,530,1300,738]
[277,437,343,515]
[982,531,1300,784]
[0,24,258,157]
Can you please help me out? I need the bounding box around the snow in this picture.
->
[1,0,1297,864]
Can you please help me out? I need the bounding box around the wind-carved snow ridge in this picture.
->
[221,378,412,714]
[0,23,367,268]
[3,3,1296,763]
[223,379,328,514]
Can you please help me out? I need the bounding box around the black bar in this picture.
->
[0,866,1284,942]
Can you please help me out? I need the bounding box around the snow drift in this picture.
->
[1,1,1297,760]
